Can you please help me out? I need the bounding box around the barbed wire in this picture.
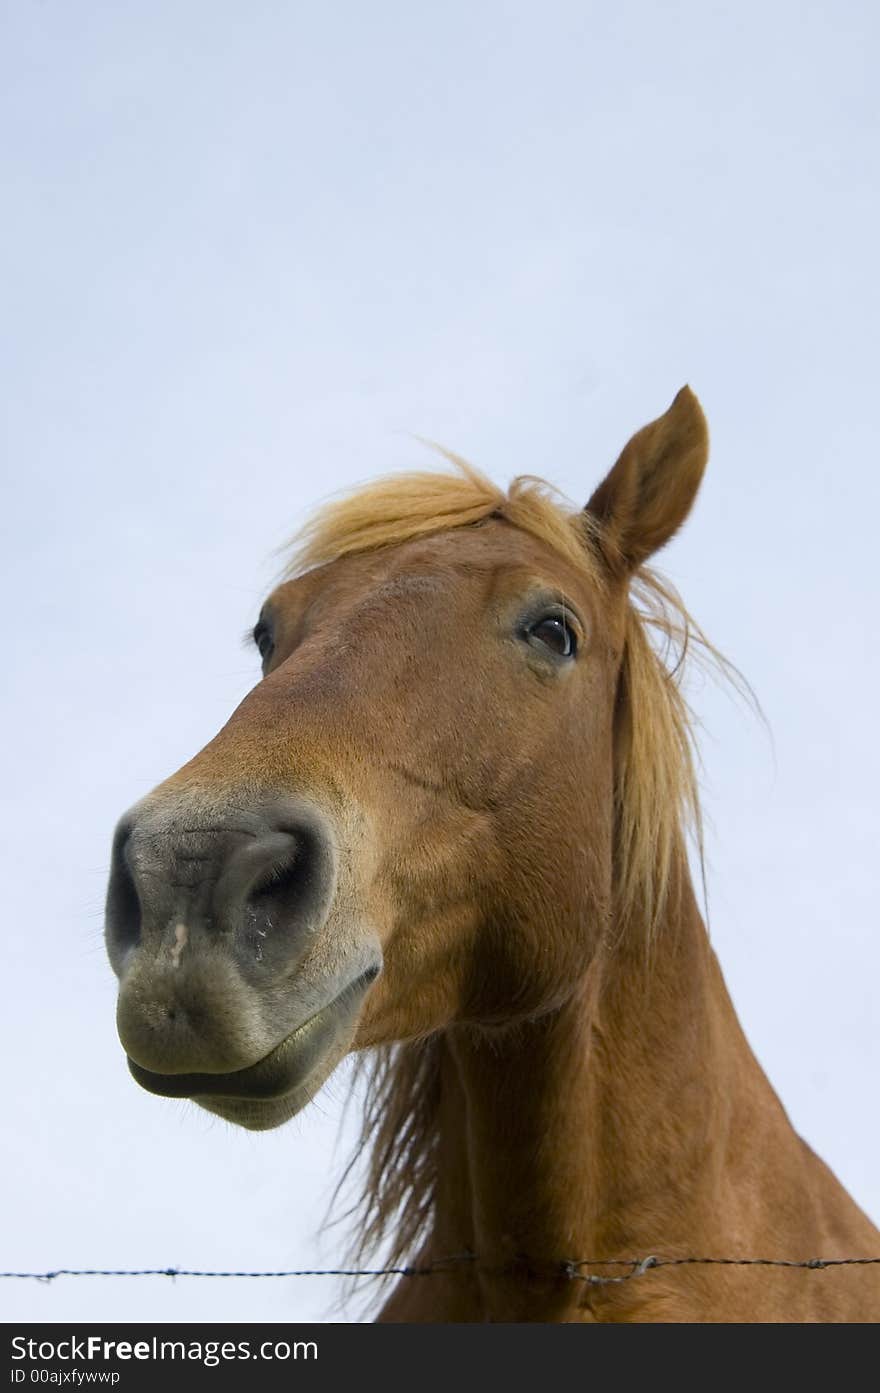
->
[4,1254,880,1287]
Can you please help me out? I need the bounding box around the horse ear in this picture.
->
[585,386,709,574]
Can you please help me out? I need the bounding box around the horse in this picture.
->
[104,387,880,1321]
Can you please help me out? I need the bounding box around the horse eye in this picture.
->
[529,615,577,658]
[254,623,274,663]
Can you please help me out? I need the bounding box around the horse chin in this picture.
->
[125,962,380,1131]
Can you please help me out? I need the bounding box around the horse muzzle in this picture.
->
[104,789,381,1127]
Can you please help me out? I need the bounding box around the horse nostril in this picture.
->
[248,846,303,906]
[105,823,142,976]
[235,827,323,970]
[179,806,339,977]
[105,798,338,983]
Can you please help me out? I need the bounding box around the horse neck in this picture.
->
[429,854,782,1320]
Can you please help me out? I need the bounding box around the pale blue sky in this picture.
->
[2,1,878,1322]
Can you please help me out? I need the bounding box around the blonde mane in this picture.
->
[283,459,740,1274]
[283,451,607,587]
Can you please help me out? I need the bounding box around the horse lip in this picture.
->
[126,965,379,1102]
